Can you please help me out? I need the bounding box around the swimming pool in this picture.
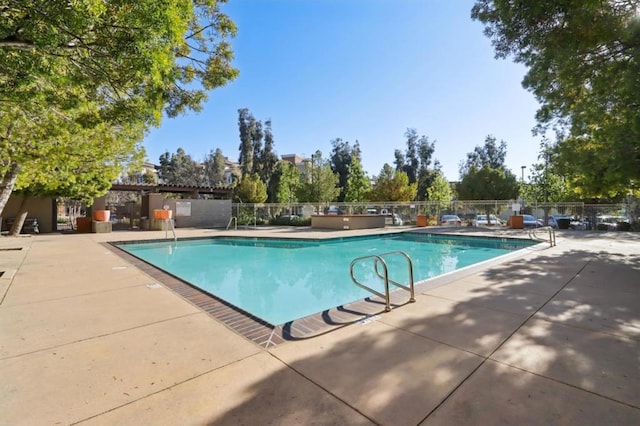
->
[117,233,535,325]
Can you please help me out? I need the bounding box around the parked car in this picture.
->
[570,217,588,230]
[522,214,544,228]
[472,214,503,227]
[596,215,628,231]
[440,214,462,226]
[548,215,571,229]
[326,206,340,215]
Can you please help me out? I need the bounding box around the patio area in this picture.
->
[1,227,639,425]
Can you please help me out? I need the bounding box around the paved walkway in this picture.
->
[1,227,639,425]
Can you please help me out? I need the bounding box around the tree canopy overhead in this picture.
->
[471,0,640,195]
[1,0,238,121]
[0,0,239,219]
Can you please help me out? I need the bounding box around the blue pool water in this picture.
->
[117,233,534,325]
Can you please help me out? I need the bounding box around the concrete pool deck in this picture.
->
[1,227,639,425]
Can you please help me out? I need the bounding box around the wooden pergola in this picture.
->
[109,183,234,199]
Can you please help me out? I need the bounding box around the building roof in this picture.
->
[110,183,233,197]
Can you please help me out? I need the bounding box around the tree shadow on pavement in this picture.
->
[210,241,640,425]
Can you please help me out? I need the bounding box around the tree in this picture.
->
[234,173,267,203]
[202,149,222,186]
[370,164,417,202]
[251,120,264,174]
[329,138,361,201]
[1,104,144,235]
[457,136,519,222]
[553,133,631,201]
[257,120,280,202]
[520,162,572,202]
[237,108,257,176]
[237,109,279,198]
[427,172,453,209]
[471,0,640,193]
[203,148,228,186]
[459,135,507,174]
[276,161,302,204]
[298,151,340,203]
[157,148,204,186]
[520,143,573,202]
[395,129,437,200]
[457,166,518,201]
[1,1,238,119]
[343,156,371,202]
[0,0,238,224]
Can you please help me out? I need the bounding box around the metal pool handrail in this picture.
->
[349,250,416,312]
[226,216,237,230]
[529,226,556,247]
[163,218,177,241]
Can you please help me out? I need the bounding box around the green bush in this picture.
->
[269,216,311,226]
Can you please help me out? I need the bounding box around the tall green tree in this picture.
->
[343,156,371,202]
[234,173,267,203]
[394,129,437,200]
[457,166,518,201]
[460,135,507,174]
[472,0,640,194]
[520,143,573,202]
[329,138,361,201]
[553,133,632,201]
[0,0,238,222]
[427,170,453,221]
[157,148,204,186]
[237,109,279,198]
[251,120,264,173]
[203,148,227,186]
[237,108,257,175]
[370,164,417,202]
[275,161,302,204]
[256,120,279,201]
[427,171,453,208]
[457,136,519,221]
[298,151,340,203]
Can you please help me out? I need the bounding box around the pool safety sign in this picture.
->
[176,201,192,217]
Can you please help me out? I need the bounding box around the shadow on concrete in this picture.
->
[209,246,640,425]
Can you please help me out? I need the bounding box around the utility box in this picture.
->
[509,215,524,229]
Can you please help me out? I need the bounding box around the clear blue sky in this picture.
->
[144,0,543,182]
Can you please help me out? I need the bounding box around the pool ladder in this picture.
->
[226,216,237,230]
[349,251,415,312]
[164,218,177,241]
[529,226,556,247]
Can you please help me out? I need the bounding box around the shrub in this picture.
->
[269,216,311,226]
